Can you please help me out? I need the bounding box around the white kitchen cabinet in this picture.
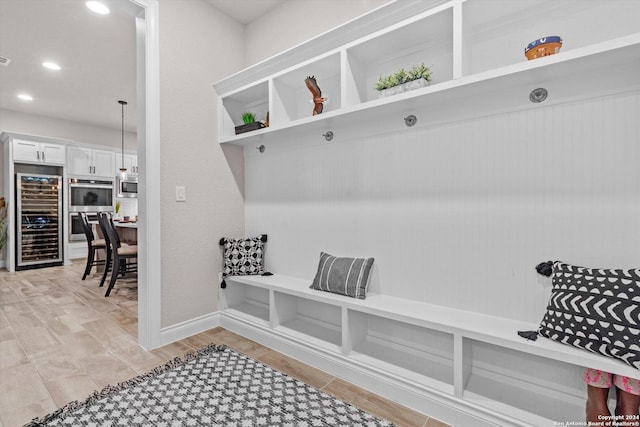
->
[115,153,139,176]
[67,146,115,178]
[12,139,65,165]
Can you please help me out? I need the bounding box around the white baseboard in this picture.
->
[0,260,5,269]
[159,311,221,347]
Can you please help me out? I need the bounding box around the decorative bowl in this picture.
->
[525,36,562,60]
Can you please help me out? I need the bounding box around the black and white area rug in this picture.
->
[25,344,393,426]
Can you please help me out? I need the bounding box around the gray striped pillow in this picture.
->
[310,252,375,299]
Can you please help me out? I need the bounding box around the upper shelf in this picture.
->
[213,0,640,146]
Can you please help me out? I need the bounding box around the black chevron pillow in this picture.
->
[538,261,640,370]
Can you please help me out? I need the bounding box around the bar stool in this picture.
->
[79,212,107,280]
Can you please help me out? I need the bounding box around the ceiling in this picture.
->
[0,0,284,134]
[0,0,139,132]
[207,0,285,25]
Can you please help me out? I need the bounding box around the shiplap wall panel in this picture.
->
[245,91,640,322]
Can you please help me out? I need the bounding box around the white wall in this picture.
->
[243,0,391,66]
[159,0,245,328]
[0,108,137,151]
[244,91,640,323]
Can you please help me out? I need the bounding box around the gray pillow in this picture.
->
[310,252,374,299]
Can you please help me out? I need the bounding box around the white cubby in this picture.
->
[271,53,341,125]
[219,81,269,140]
[220,281,270,326]
[272,291,342,352]
[463,339,585,425]
[344,6,453,105]
[346,310,454,393]
[462,0,640,75]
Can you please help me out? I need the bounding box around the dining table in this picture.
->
[112,221,138,245]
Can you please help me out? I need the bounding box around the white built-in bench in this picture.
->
[220,274,638,427]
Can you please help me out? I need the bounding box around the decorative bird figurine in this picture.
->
[305,76,326,116]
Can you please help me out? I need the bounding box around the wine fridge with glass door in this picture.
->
[16,173,63,270]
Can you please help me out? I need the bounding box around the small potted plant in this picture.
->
[375,63,432,98]
[114,200,122,220]
[235,112,266,135]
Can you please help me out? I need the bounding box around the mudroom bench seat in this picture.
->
[220,274,638,427]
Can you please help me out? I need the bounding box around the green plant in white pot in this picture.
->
[115,200,122,220]
[375,63,432,97]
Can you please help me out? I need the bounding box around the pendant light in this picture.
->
[118,100,127,178]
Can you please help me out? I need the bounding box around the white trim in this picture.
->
[129,0,161,350]
[160,312,222,346]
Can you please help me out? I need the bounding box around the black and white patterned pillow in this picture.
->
[219,235,267,276]
[310,252,374,299]
[538,261,640,370]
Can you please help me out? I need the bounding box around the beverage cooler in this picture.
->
[16,173,63,270]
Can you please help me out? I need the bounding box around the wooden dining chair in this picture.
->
[79,212,107,280]
[98,212,137,297]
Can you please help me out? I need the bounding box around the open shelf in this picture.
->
[221,280,270,326]
[344,5,453,105]
[221,34,640,148]
[462,338,585,424]
[272,52,341,125]
[462,0,640,75]
[272,291,341,352]
[347,309,454,393]
[219,81,269,140]
[215,1,640,147]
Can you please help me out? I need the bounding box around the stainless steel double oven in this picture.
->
[68,178,114,241]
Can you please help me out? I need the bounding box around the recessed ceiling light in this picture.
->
[86,1,110,15]
[18,93,33,101]
[42,61,61,71]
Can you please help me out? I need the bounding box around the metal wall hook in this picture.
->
[404,114,417,127]
[322,131,334,141]
[256,145,265,153]
[529,88,548,103]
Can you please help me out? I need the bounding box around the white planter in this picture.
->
[377,78,430,98]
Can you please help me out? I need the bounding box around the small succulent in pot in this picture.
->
[375,63,432,91]
[242,112,256,124]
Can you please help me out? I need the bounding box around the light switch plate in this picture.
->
[176,186,186,202]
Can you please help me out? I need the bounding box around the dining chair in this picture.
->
[98,212,137,296]
[79,212,107,280]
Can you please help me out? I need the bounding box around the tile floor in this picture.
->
[0,261,450,427]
